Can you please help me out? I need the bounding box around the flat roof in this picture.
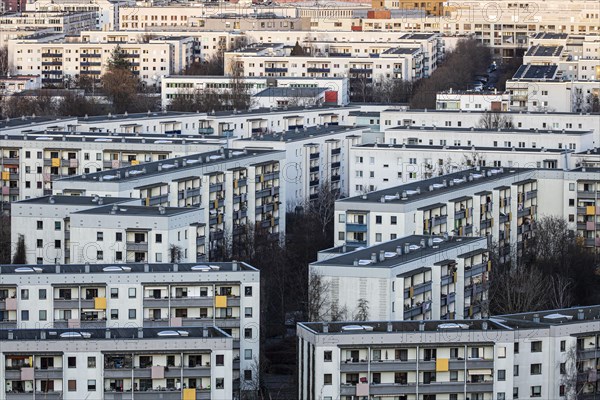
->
[57,148,283,183]
[338,167,536,205]
[0,261,257,275]
[15,195,130,206]
[312,235,484,268]
[0,326,229,341]
[382,47,420,55]
[79,111,204,123]
[73,204,199,217]
[358,143,569,153]
[513,64,558,80]
[254,87,328,97]
[0,116,75,130]
[525,45,563,57]
[386,125,589,135]
[237,124,365,142]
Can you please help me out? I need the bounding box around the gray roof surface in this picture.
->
[15,195,130,206]
[237,124,364,142]
[253,87,328,97]
[73,204,199,217]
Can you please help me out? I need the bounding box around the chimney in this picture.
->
[84,264,90,273]
[404,243,410,254]
[173,263,178,272]
[138,328,143,338]
[203,327,209,338]
[419,322,425,331]
[7,331,13,340]
[158,206,166,215]
[144,263,149,272]
[420,238,426,248]
[40,331,46,340]
[379,250,385,262]
[158,163,162,171]
[396,246,403,255]
[482,321,488,330]
[232,262,238,271]
[323,323,329,333]
[371,253,377,263]
[577,309,584,320]
[55,265,60,274]
[533,314,540,323]
[428,237,433,247]
[387,322,393,332]
[353,259,359,266]
[106,329,111,339]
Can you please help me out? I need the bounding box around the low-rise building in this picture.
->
[297,305,600,400]
[311,234,490,321]
[436,90,511,112]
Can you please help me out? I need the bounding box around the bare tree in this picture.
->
[169,244,183,263]
[303,180,342,237]
[307,270,330,321]
[462,151,486,168]
[0,46,9,76]
[353,298,370,321]
[478,111,513,129]
[12,234,27,264]
[560,344,579,400]
[489,264,549,315]
[548,274,574,309]
[329,301,348,322]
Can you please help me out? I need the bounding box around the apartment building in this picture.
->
[232,125,364,203]
[224,42,428,83]
[52,148,285,260]
[10,195,134,264]
[349,143,571,195]
[0,260,262,398]
[311,234,490,321]
[0,75,41,95]
[297,305,600,400]
[0,12,97,38]
[375,108,600,133]
[382,126,596,153]
[435,90,511,112]
[335,167,600,254]
[25,0,133,31]
[0,129,225,203]
[7,33,195,86]
[161,76,350,109]
[0,326,234,400]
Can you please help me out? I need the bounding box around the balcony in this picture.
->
[264,67,288,73]
[517,206,532,218]
[309,179,320,187]
[43,70,63,75]
[499,213,509,224]
[0,157,19,165]
[209,183,223,193]
[126,242,148,251]
[331,148,341,155]
[198,127,214,134]
[42,61,62,66]
[7,393,62,400]
[81,53,101,58]
[465,262,487,279]
[309,152,319,160]
[405,281,432,297]
[34,368,63,380]
[331,161,341,169]
[147,194,169,206]
[454,209,466,219]
[80,70,101,75]
[53,298,81,309]
[431,215,448,227]
[480,219,492,230]
[349,68,373,74]
[42,78,62,84]
[331,175,341,182]
[307,67,331,73]
[309,165,319,173]
[42,53,62,57]
[104,391,182,400]
[577,190,599,199]
[440,292,456,306]
[80,62,101,67]
[525,190,537,200]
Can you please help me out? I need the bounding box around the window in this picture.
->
[128,288,136,298]
[560,385,566,396]
[68,380,77,391]
[39,310,47,320]
[450,348,459,359]
[216,378,224,389]
[324,374,332,385]
[244,370,252,381]
[245,349,252,360]
[338,232,345,240]
[88,357,96,368]
[216,355,224,366]
[245,328,252,339]
[116,232,122,241]
[245,307,253,317]
[530,363,542,375]
[245,287,253,297]
[87,380,96,391]
[55,240,61,249]
[116,251,123,261]
[498,369,506,381]
[531,341,542,352]
[514,365,519,376]
[37,221,43,230]
[391,216,397,225]
[55,221,61,230]
[375,233,382,242]
[498,346,506,358]
[21,310,29,320]
[498,393,505,400]
[39,289,47,299]
[97,250,103,260]
[324,351,332,362]
[450,371,458,381]
[110,309,119,320]
[68,357,77,368]
[375,215,382,224]
[531,386,541,397]
[129,309,136,319]
[97,232,103,241]
[560,340,566,351]
[513,387,518,399]
[560,362,566,374]
[514,342,519,353]
[110,288,118,299]
[21,289,29,300]
[156,234,162,243]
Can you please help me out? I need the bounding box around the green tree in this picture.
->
[107,45,131,71]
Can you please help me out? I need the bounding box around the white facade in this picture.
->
[0,260,263,398]
[161,75,350,109]
[7,33,195,86]
[506,79,600,113]
[348,143,570,195]
[436,90,511,112]
[0,75,41,94]
[335,167,600,253]
[312,235,490,321]
[297,305,600,400]
[232,125,365,203]
[52,149,286,261]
